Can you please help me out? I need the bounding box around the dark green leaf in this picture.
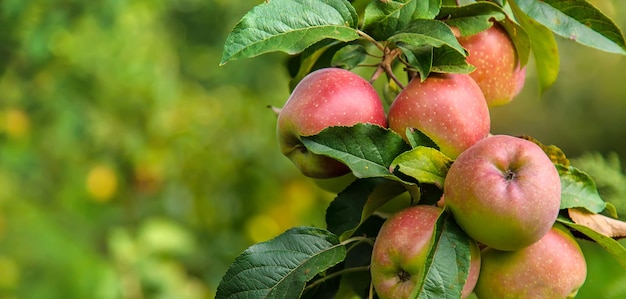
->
[363,0,442,40]
[389,19,467,56]
[509,1,560,92]
[517,0,626,55]
[558,217,626,269]
[215,226,347,299]
[558,164,607,213]
[430,45,476,74]
[326,178,407,239]
[398,45,434,79]
[439,2,507,36]
[390,146,452,188]
[331,44,368,69]
[301,124,411,179]
[220,0,359,65]
[406,128,439,149]
[412,211,472,299]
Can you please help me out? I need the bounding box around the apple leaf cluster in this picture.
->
[216,0,626,298]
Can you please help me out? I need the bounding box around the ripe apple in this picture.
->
[387,73,490,159]
[475,225,587,299]
[370,205,481,299]
[443,135,561,251]
[276,68,387,178]
[457,23,526,107]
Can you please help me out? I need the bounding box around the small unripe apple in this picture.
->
[276,68,387,178]
[370,205,481,299]
[475,225,587,299]
[457,23,526,107]
[443,135,561,251]
[387,73,490,159]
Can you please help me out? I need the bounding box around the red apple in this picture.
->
[457,23,526,107]
[475,225,587,299]
[387,73,490,159]
[370,205,481,299]
[443,135,561,251]
[276,68,387,178]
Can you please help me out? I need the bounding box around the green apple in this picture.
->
[276,68,387,178]
[370,205,481,299]
[443,135,561,251]
[457,23,526,107]
[387,73,490,159]
[475,225,587,299]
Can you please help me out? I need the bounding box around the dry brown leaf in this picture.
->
[568,208,626,239]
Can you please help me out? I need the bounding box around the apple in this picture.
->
[276,68,387,178]
[457,23,526,107]
[475,225,587,299]
[370,205,481,299]
[387,73,490,159]
[443,135,561,251]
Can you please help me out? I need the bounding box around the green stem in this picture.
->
[304,265,371,291]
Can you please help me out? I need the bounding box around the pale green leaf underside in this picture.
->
[558,217,626,269]
[391,146,451,188]
[517,0,626,55]
[215,226,346,299]
[220,0,359,65]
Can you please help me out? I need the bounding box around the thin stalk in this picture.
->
[304,265,370,291]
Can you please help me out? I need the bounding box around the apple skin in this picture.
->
[475,225,587,299]
[370,205,481,299]
[457,23,526,107]
[443,135,561,251]
[276,68,387,178]
[387,73,490,159]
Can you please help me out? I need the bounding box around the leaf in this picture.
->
[301,124,411,179]
[363,0,442,40]
[509,0,560,93]
[331,44,368,69]
[439,2,507,36]
[389,19,467,56]
[519,135,570,167]
[568,208,626,239]
[411,211,472,299]
[406,128,439,150]
[288,40,341,90]
[390,146,452,188]
[557,217,626,269]
[326,178,407,240]
[516,0,626,55]
[220,0,359,65]
[500,16,532,67]
[557,164,607,213]
[430,45,476,74]
[215,226,347,299]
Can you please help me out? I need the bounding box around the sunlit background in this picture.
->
[0,0,625,298]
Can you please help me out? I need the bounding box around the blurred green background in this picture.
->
[0,0,625,298]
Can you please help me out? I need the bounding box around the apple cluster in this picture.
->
[275,24,587,298]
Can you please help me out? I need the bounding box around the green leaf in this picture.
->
[557,217,626,269]
[430,45,476,74]
[558,164,607,213]
[500,16,532,67]
[398,45,434,79]
[331,44,368,69]
[288,40,341,91]
[412,211,472,299]
[389,19,467,56]
[509,0,560,92]
[390,146,452,188]
[301,124,411,179]
[215,226,347,299]
[517,0,626,55]
[363,0,442,40]
[405,128,439,150]
[326,178,407,240]
[439,2,507,36]
[220,0,359,65]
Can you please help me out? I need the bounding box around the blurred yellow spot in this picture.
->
[0,255,19,289]
[86,165,118,202]
[245,214,280,243]
[4,108,30,139]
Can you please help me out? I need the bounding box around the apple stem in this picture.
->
[267,105,281,117]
